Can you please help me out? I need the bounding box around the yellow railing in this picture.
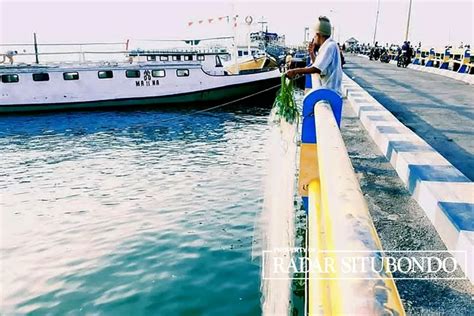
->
[307,100,405,315]
[299,73,405,315]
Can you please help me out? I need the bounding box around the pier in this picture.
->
[344,55,474,179]
[297,55,473,315]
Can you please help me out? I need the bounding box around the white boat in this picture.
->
[0,45,281,113]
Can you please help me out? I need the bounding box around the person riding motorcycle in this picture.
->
[369,42,381,61]
[397,41,411,67]
[380,46,390,63]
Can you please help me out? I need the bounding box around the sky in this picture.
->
[0,0,473,49]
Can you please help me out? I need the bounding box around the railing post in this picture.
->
[458,47,470,73]
[440,47,450,70]
[425,47,435,67]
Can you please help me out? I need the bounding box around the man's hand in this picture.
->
[285,69,298,79]
[308,40,316,62]
[308,40,315,55]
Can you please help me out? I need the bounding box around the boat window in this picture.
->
[243,51,249,56]
[32,73,49,81]
[98,70,113,79]
[160,55,169,61]
[1,74,19,83]
[215,55,223,67]
[152,69,166,77]
[197,55,205,61]
[238,51,243,57]
[63,72,79,80]
[184,55,192,61]
[126,70,140,78]
[172,55,181,61]
[147,56,156,61]
[176,69,189,77]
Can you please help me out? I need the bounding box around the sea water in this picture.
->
[0,107,270,315]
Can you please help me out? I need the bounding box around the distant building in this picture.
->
[345,37,358,47]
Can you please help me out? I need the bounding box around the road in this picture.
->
[343,55,474,180]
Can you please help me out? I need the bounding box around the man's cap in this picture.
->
[314,16,332,37]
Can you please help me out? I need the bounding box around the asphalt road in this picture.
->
[341,101,473,315]
[343,55,474,180]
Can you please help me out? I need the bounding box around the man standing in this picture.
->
[285,16,342,96]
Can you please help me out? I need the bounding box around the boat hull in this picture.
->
[0,76,280,113]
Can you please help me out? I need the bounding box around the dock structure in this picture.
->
[297,53,473,314]
[343,55,473,182]
[342,55,473,282]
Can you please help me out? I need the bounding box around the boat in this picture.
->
[0,42,281,113]
[225,54,279,74]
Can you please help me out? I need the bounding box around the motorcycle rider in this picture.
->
[402,41,412,66]
[370,42,381,60]
[407,41,413,61]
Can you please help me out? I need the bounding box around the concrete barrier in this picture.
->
[406,63,473,84]
[378,46,474,85]
[342,74,474,282]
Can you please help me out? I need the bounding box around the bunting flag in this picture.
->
[187,15,238,27]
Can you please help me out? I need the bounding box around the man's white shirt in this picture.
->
[311,38,343,96]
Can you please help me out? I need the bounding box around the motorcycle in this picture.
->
[397,50,410,68]
[380,50,390,63]
[369,47,381,61]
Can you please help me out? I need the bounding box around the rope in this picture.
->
[159,75,302,123]
[123,75,303,159]
[161,83,280,121]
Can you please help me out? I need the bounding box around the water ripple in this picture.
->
[0,107,269,315]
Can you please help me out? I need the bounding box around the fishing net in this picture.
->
[253,75,301,315]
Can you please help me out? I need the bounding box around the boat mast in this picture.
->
[257,16,267,51]
[33,33,39,64]
[231,4,239,73]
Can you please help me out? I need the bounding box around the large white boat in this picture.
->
[0,44,281,113]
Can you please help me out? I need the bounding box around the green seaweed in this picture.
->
[273,74,299,124]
